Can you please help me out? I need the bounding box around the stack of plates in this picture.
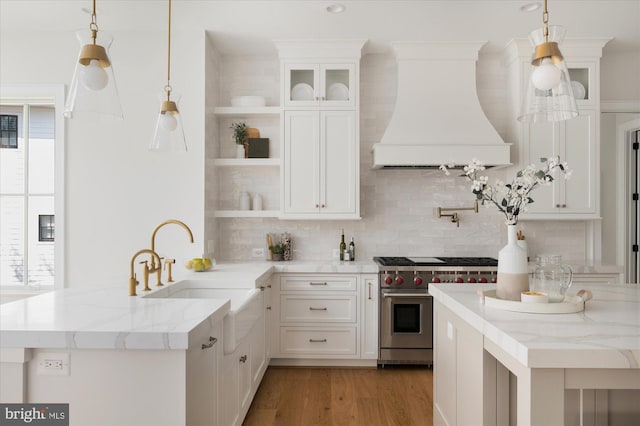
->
[570,81,586,100]
[327,83,349,101]
[291,83,314,101]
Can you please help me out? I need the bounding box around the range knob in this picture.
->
[384,276,393,285]
[455,277,464,283]
[395,275,404,285]
[468,277,477,283]
[414,276,424,286]
[432,277,441,283]
[479,277,488,283]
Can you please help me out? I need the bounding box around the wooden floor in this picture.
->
[243,366,434,426]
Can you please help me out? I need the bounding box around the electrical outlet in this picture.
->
[44,359,64,370]
[37,353,69,376]
[252,248,265,258]
[332,249,340,259]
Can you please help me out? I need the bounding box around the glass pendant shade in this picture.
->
[150,93,187,151]
[518,25,578,123]
[65,29,123,120]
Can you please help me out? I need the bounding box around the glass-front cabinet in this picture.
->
[284,63,356,108]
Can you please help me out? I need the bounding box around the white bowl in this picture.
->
[521,291,549,304]
[231,96,266,107]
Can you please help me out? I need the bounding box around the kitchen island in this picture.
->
[430,283,640,426]
[0,260,379,426]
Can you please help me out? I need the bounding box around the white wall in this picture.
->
[601,50,640,101]
[0,28,206,287]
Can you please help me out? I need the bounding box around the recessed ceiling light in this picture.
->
[326,4,346,14]
[520,2,542,12]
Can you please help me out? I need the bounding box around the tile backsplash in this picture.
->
[206,52,587,263]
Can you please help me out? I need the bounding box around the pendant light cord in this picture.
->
[165,0,173,102]
[90,0,98,45]
[542,0,549,42]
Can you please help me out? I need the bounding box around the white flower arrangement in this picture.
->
[440,157,572,225]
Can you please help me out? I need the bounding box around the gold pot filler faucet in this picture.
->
[128,220,195,296]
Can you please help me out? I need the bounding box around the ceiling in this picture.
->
[1,1,639,55]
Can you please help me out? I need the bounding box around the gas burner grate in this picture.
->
[434,257,498,267]
[374,256,498,267]
[373,257,413,266]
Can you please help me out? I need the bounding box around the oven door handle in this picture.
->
[381,292,431,298]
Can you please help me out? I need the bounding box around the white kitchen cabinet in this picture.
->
[284,63,356,108]
[277,40,365,220]
[434,300,485,426]
[221,290,268,426]
[360,274,379,360]
[186,323,222,426]
[282,108,358,218]
[504,39,609,220]
[272,274,363,361]
[572,272,620,285]
[522,108,598,217]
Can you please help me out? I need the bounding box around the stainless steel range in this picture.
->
[374,256,498,367]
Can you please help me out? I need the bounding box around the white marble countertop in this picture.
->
[0,260,378,351]
[429,283,640,369]
[0,286,230,350]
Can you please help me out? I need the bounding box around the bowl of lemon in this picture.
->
[185,257,214,272]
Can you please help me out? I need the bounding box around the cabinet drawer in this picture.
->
[280,295,357,323]
[280,275,357,291]
[279,326,357,356]
[572,274,620,284]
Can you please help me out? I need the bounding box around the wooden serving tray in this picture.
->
[478,289,592,314]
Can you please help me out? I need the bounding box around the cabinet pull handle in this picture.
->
[267,284,272,288]
[315,204,319,208]
[321,204,325,208]
[556,204,560,208]
[309,282,327,286]
[368,282,372,300]
[259,286,265,291]
[562,204,567,208]
[239,355,248,363]
[266,306,271,310]
[309,307,328,311]
[202,336,217,350]
[309,339,327,343]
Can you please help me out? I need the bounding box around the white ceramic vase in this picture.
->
[496,224,529,301]
[239,192,250,210]
[236,144,246,159]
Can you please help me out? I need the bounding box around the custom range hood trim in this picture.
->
[372,41,511,169]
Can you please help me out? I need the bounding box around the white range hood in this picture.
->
[372,42,511,169]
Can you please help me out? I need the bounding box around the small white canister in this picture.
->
[239,192,251,210]
[252,193,263,211]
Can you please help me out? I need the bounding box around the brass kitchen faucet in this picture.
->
[129,249,162,296]
[149,219,194,286]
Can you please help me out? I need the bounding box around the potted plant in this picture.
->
[269,243,286,261]
[230,121,248,158]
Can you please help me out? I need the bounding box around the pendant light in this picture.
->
[150,0,187,151]
[64,0,123,120]
[518,0,578,123]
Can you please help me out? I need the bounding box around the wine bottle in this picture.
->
[349,237,355,261]
[339,229,346,261]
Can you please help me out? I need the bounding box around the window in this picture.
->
[0,86,65,290]
[39,215,55,242]
[0,114,18,148]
